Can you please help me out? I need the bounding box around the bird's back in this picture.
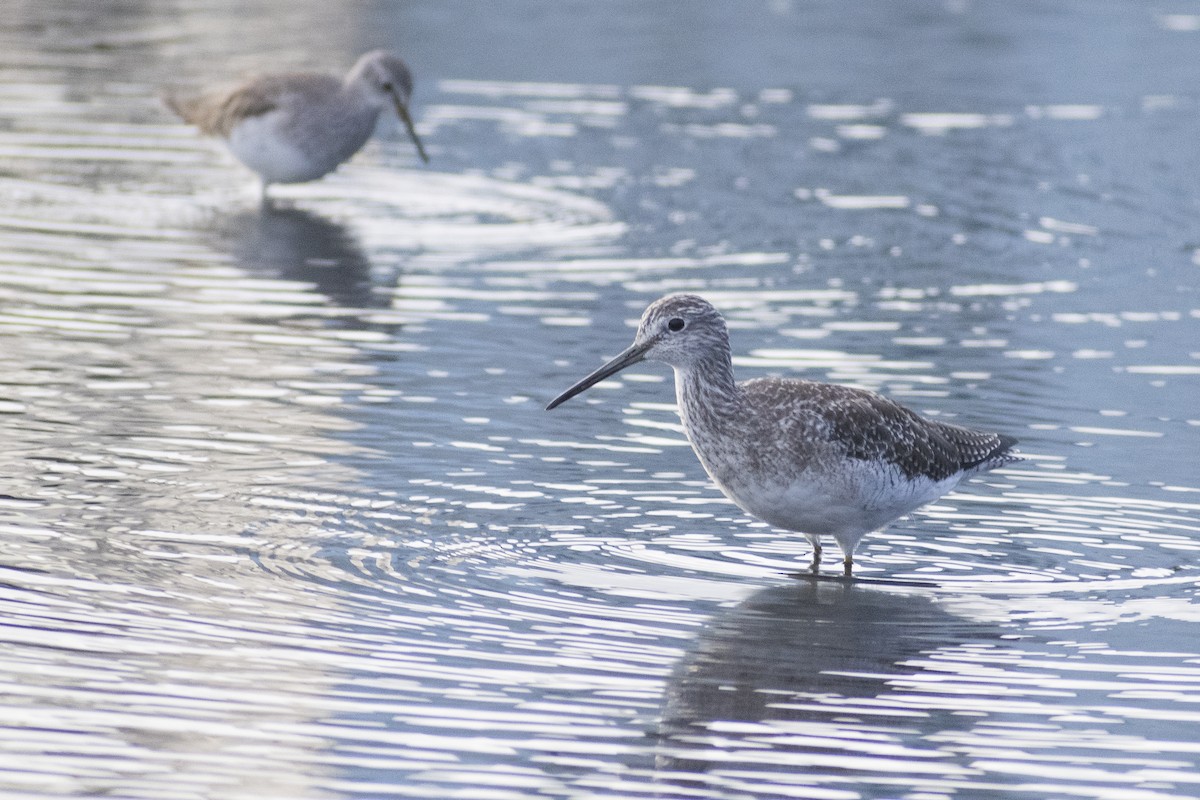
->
[164,73,343,138]
[738,377,1018,482]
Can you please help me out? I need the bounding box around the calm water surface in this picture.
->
[2,2,1199,798]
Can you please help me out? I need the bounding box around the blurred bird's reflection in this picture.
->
[656,581,999,792]
[218,204,389,310]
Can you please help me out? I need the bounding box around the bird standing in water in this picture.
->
[165,50,428,198]
[546,294,1019,577]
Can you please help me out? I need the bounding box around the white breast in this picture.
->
[227,112,333,184]
[720,459,958,536]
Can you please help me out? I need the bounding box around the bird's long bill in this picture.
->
[391,94,430,164]
[545,340,652,410]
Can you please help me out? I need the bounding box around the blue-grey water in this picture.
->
[2,1,1199,798]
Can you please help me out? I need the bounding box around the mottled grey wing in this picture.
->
[207,83,280,136]
[817,386,1018,481]
[164,83,278,137]
[164,73,339,137]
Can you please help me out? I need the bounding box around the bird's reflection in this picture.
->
[217,203,390,310]
[656,581,1000,793]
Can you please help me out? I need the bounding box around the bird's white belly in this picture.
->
[227,113,336,184]
[712,457,960,549]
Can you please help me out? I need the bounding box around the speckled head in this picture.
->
[348,50,415,103]
[632,293,729,369]
[347,50,428,163]
[545,293,730,410]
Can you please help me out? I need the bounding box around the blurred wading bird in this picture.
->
[546,294,1019,578]
[165,50,428,197]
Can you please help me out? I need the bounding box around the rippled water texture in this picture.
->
[2,1,1200,798]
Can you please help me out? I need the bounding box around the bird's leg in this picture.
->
[806,535,822,573]
[843,553,853,578]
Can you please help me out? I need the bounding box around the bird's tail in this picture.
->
[946,425,1022,475]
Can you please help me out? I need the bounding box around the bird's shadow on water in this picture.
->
[212,201,394,311]
[652,580,1003,796]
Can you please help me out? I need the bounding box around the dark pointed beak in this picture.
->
[391,92,429,164]
[546,339,653,410]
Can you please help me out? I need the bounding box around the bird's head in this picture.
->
[546,293,729,410]
[350,50,428,163]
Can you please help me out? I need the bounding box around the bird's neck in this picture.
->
[674,351,742,430]
[343,81,385,109]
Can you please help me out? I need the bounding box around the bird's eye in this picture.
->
[382,82,394,91]
[667,317,685,332]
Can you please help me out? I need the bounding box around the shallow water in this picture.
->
[2,1,1199,798]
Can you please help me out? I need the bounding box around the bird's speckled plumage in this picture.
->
[164,50,427,193]
[547,293,1020,576]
